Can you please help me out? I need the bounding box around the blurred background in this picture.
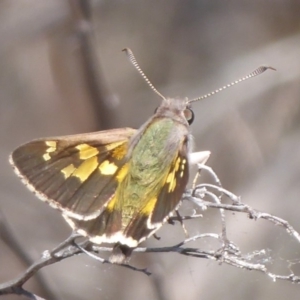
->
[1,0,300,299]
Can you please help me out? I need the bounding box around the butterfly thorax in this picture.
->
[155,97,190,126]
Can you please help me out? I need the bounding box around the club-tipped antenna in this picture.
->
[123,48,166,101]
[188,66,276,103]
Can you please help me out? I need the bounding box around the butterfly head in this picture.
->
[155,97,194,126]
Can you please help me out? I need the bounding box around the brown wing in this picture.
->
[10,128,136,220]
[64,147,189,247]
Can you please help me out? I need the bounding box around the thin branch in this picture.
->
[2,172,300,298]
[0,211,62,300]
[0,234,81,298]
[76,242,151,275]
[188,195,300,244]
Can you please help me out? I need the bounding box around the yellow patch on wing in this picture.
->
[166,157,183,193]
[76,144,99,159]
[166,171,177,193]
[42,153,51,161]
[141,196,157,215]
[73,156,98,182]
[111,143,128,160]
[61,164,76,178]
[99,160,118,175]
[46,141,57,148]
[105,141,125,151]
[180,158,186,178]
[116,163,129,183]
[42,141,57,161]
[106,195,117,211]
[105,160,129,212]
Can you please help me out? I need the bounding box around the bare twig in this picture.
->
[0,211,61,300]
[76,242,151,275]
[1,167,300,298]
[0,234,81,299]
[188,194,300,244]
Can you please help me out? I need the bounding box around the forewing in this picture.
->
[10,128,136,220]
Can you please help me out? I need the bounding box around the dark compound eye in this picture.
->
[184,108,194,125]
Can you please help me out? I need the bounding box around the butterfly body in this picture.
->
[10,97,196,262]
[10,47,272,262]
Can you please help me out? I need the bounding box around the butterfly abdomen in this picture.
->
[114,117,189,237]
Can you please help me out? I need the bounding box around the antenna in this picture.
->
[122,48,166,101]
[188,66,276,103]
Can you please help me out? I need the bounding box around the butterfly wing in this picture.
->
[63,135,190,249]
[10,127,137,220]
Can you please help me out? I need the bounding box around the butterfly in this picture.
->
[9,48,272,263]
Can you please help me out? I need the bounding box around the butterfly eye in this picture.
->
[184,108,194,125]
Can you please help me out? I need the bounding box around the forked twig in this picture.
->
[1,164,300,299]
